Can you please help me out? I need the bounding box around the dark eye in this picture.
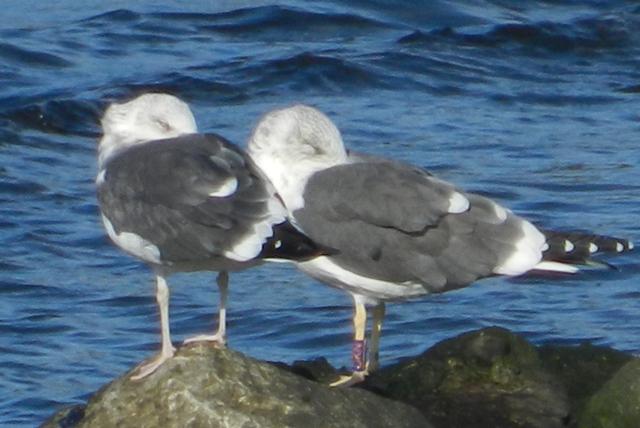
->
[307,143,324,155]
[155,118,173,132]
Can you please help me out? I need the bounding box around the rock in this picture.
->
[579,359,640,428]
[43,327,640,428]
[539,343,633,426]
[43,343,430,428]
[41,404,85,428]
[271,357,342,384]
[364,327,570,428]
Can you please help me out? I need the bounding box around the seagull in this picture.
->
[247,104,634,386]
[96,94,327,379]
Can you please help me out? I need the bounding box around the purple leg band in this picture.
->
[352,339,366,372]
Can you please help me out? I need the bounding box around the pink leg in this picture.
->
[131,273,176,380]
[183,271,228,346]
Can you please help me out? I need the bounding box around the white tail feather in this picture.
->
[533,261,579,274]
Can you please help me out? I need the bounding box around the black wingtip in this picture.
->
[259,221,336,261]
[541,230,633,266]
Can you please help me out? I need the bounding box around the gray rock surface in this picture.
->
[43,342,430,428]
[42,327,640,428]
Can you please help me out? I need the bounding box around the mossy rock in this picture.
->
[43,327,640,428]
[579,359,640,428]
[43,343,429,428]
[365,327,570,428]
[539,343,633,425]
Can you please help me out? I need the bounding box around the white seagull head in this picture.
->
[249,104,346,164]
[248,104,348,210]
[98,93,198,168]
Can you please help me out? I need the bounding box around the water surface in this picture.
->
[1,1,639,425]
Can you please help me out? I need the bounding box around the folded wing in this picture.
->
[98,133,286,264]
[294,162,547,293]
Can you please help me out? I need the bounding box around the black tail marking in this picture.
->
[541,230,633,266]
[259,221,336,261]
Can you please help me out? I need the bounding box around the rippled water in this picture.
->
[1,1,639,426]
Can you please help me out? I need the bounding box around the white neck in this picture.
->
[97,133,137,170]
[250,151,338,212]
[247,104,349,210]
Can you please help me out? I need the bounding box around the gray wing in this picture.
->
[309,161,457,233]
[97,133,284,264]
[294,162,532,292]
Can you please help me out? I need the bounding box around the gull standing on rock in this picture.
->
[96,94,327,379]
[247,104,633,386]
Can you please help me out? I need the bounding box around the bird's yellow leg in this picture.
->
[331,300,368,387]
[367,302,385,373]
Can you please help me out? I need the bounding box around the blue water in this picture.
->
[1,1,639,425]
